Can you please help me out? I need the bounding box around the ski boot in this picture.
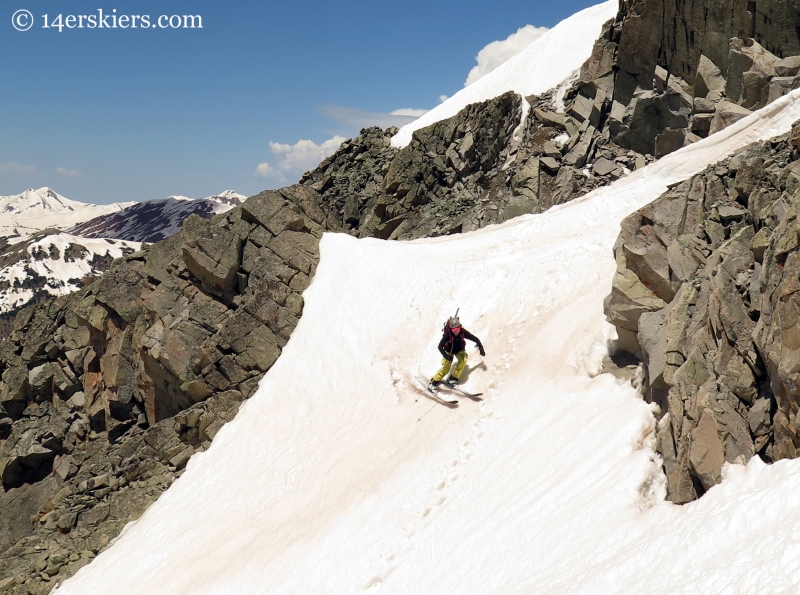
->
[427,380,441,392]
[446,376,459,388]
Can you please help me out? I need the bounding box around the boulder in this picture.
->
[689,410,725,491]
[611,86,692,155]
[1,366,29,413]
[509,157,539,206]
[539,156,560,173]
[0,477,57,552]
[709,101,752,135]
[694,54,727,98]
[182,215,243,294]
[748,398,772,437]
[533,109,567,129]
[655,129,699,158]
[767,75,800,104]
[592,157,621,177]
[726,38,778,104]
[774,55,800,77]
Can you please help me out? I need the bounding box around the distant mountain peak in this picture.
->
[208,190,246,205]
[0,187,82,217]
[67,190,245,243]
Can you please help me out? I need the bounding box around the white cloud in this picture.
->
[320,105,426,131]
[465,24,549,86]
[390,108,428,117]
[56,167,81,177]
[255,136,347,183]
[439,95,449,103]
[255,162,275,177]
[0,162,36,175]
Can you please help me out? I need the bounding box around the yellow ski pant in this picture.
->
[432,351,467,381]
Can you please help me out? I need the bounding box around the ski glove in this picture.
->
[479,347,486,356]
[444,354,454,362]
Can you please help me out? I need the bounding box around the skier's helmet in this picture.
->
[448,316,461,332]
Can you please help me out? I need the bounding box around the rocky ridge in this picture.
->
[304,1,800,245]
[0,185,339,593]
[304,90,651,241]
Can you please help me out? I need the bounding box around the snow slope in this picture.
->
[391,0,617,148]
[0,232,140,313]
[0,188,134,241]
[55,91,800,594]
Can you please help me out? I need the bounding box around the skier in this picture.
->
[428,315,485,392]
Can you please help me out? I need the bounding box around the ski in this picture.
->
[439,384,483,400]
[413,376,458,406]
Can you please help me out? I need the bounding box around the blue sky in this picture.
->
[1,0,599,204]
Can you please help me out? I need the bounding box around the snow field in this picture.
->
[56,91,800,594]
[391,0,618,148]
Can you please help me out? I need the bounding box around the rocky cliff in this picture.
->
[605,121,800,503]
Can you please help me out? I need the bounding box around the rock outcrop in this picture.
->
[605,121,800,503]
[0,185,338,592]
[576,2,800,159]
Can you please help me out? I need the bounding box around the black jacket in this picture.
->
[438,327,483,359]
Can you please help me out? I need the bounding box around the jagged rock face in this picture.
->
[604,123,800,503]
[577,2,800,158]
[0,388,244,586]
[306,91,650,240]
[616,0,800,85]
[1,187,336,442]
[304,93,528,239]
[0,185,341,590]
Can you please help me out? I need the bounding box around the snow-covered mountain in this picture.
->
[68,190,245,242]
[0,189,243,315]
[0,231,140,314]
[0,187,134,241]
[55,89,800,593]
[391,0,616,147]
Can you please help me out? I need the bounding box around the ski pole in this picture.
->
[418,403,436,422]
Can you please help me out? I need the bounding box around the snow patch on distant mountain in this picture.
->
[68,190,246,243]
[0,188,243,314]
[391,0,617,148]
[0,187,134,241]
[0,231,141,314]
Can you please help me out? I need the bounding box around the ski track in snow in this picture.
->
[53,89,800,594]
